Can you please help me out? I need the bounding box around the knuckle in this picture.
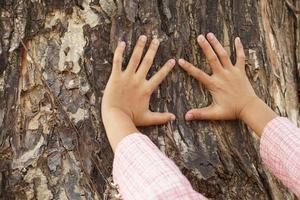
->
[144,87,153,96]
[128,80,140,89]
[238,54,246,59]
[137,41,145,48]
[186,67,194,75]
[191,69,199,76]
[207,56,218,63]
[212,83,222,91]
[219,51,228,59]
[114,58,121,63]
[193,112,202,119]
[149,45,158,52]
[202,42,210,49]
[159,70,168,78]
[143,58,152,65]
[163,71,170,78]
[130,57,139,64]
[210,77,221,89]
[164,64,173,72]
[166,62,174,68]
[186,63,193,69]
[210,38,217,44]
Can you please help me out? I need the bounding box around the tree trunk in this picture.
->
[0,0,299,199]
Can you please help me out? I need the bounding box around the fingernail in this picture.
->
[197,35,205,43]
[186,113,193,120]
[152,39,160,45]
[169,59,176,65]
[207,33,214,40]
[139,35,147,42]
[236,37,240,43]
[170,114,176,121]
[178,59,185,65]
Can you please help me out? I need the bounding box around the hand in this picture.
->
[102,35,176,125]
[102,35,176,150]
[178,33,258,121]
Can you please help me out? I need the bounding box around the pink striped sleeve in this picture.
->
[260,117,300,197]
[112,133,206,200]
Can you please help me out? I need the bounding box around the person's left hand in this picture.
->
[102,35,176,128]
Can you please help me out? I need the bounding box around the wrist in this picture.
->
[239,97,277,136]
[238,96,261,121]
[102,107,138,152]
[102,107,133,121]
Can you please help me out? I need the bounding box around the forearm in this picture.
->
[102,109,138,151]
[113,133,206,199]
[240,97,277,136]
[259,117,300,197]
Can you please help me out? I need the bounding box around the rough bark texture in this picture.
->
[0,0,299,199]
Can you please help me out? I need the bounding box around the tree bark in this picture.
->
[0,0,299,199]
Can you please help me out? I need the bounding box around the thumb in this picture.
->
[185,105,220,121]
[143,111,176,125]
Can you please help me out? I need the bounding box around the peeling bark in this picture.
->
[0,0,299,199]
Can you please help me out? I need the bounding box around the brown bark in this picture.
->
[0,0,299,199]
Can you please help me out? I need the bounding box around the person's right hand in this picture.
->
[178,33,258,121]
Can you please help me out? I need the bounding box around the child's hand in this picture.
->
[102,36,176,127]
[178,33,258,121]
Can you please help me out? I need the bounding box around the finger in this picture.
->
[197,34,223,73]
[178,59,212,87]
[144,111,175,125]
[206,33,232,68]
[137,38,160,78]
[185,105,220,121]
[235,37,246,69]
[126,35,147,74]
[113,41,126,74]
[148,59,175,92]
